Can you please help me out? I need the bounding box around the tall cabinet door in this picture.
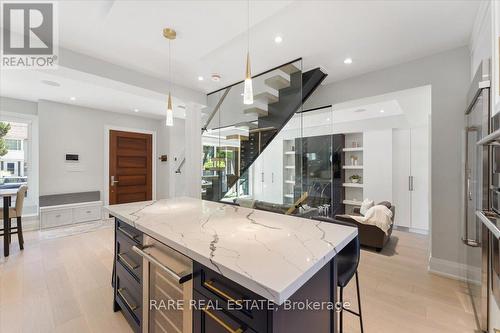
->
[392,129,411,227]
[409,127,429,230]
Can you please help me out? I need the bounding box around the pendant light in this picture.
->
[243,0,253,105]
[163,28,176,127]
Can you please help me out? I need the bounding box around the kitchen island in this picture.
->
[106,197,357,333]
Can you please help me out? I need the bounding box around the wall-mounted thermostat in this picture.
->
[65,153,79,162]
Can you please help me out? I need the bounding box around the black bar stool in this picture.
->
[313,216,364,333]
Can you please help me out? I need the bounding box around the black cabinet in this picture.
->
[113,219,143,333]
[193,261,336,333]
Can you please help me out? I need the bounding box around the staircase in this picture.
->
[202,61,327,202]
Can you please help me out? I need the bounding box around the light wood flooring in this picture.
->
[0,223,477,333]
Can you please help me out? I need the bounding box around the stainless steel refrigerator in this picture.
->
[463,59,490,333]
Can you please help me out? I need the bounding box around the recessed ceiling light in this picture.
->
[70,96,76,101]
[198,76,204,81]
[344,58,353,65]
[274,35,283,44]
[41,80,60,87]
[380,109,385,113]
[211,74,221,82]
[133,108,139,112]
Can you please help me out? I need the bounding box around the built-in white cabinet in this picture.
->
[40,201,102,229]
[392,127,429,231]
[251,139,283,204]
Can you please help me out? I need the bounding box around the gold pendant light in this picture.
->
[163,28,176,127]
[243,0,253,105]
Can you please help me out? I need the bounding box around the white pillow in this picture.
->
[360,199,374,216]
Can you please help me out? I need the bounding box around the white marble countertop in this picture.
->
[105,197,357,305]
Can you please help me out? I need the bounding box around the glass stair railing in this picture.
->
[201,59,327,205]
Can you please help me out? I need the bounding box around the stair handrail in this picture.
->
[201,86,231,134]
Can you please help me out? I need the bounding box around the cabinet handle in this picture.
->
[132,245,192,284]
[86,210,91,214]
[117,288,138,311]
[55,214,61,218]
[118,226,139,241]
[202,308,243,333]
[118,253,139,271]
[203,280,241,305]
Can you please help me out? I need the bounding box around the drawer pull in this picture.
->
[203,280,242,305]
[86,210,91,214]
[55,214,61,218]
[132,245,192,284]
[202,308,243,333]
[117,288,138,311]
[118,253,139,271]
[118,226,139,241]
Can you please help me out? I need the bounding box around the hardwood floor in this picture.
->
[0,223,476,333]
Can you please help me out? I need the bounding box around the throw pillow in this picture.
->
[360,199,375,216]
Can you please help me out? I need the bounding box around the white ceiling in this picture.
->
[56,0,480,92]
[0,0,480,119]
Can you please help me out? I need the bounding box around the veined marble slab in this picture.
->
[105,197,357,305]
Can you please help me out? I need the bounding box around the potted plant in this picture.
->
[350,174,361,183]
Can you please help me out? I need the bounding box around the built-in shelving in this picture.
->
[343,132,364,214]
[342,165,363,170]
[343,200,362,206]
[283,139,296,203]
[342,183,363,188]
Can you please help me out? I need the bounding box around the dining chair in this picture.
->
[1,185,28,250]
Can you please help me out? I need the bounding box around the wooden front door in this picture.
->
[109,130,153,204]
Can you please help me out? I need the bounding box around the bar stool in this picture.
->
[313,216,364,333]
[1,185,27,250]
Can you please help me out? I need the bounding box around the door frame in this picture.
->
[104,125,157,207]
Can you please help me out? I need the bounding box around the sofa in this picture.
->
[315,201,395,252]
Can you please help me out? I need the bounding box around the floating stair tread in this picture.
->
[264,71,290,90]
[254,91,279,103]
[342,147,363,152]
[243,107,268,117]
[280,63,301,75]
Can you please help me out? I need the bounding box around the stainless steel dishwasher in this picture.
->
[133,236,193,333]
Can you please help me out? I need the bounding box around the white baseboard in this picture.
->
[428,256,481,283]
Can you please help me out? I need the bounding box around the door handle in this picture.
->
[111,175,119,186]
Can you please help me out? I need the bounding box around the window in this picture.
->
[6,163,15,174]
[5,139,21,150]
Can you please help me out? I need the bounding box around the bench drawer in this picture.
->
[73,205,101,223]
[41,209,73,228]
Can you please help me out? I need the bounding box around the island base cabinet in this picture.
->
[193,260,337,333]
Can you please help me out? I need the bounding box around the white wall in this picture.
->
[37,100,174,200]
[364,130,392,203]
[304,46,470,277]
